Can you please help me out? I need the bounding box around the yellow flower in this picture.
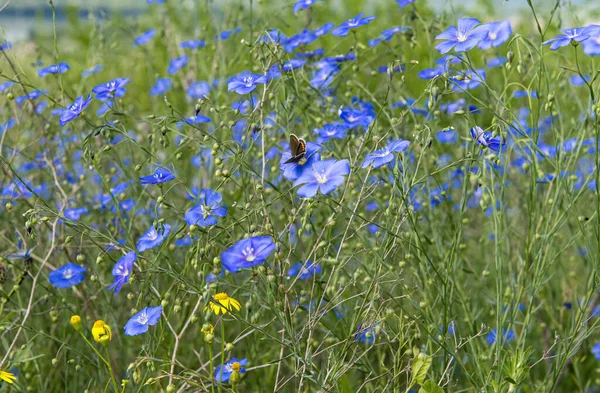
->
[70,315,82,332]
[205,293,241,315]
[201,323,214,335]
[0,370,16,384]
[91,320,112,346]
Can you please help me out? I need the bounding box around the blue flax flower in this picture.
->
[451,69,486,91]
[435,18,489,54]
[487,56,507,68]
[293,159,350,198]
[543,27,594,50]
[180,39,205,49]
[582,26,600,55]
[592,342,600,360]
[60,95,92,127]
[314,122,350,143]
[134,29,156,46]
[81,65,103,77]
[139,167,175,185]
[108,251,136,294]
[486,328,515,345]
[124,306,162,336]
[478,20,512,49]
[470,126,505,152]
[214,358,247,383]
[92,78,130,101]
[287,262,322,279]
[396,0,416,8]
[49,263,86,288]
[150,77,172,96]
[221,236,275,273]
[227,71,267,95]
[37,62,70,77]
[186,81,211,99]
[280,141,321,181]
[332,13,376,37]
[362,140,410,169]
[293,0,322,13]
[355,322,380,344]
[310,62,340,89]
[184,189,227,227]
[137,224,171,252]
[168,55,188,74]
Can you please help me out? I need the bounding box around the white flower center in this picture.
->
[242,246,256,261]
[243,77,254,87]
[138,313,149,324]
[489,33,497,40]
[63,269,73,279]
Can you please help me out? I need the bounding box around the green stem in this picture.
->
[105,346,120,393]
[218,320,226,391]
[209,344,215,393]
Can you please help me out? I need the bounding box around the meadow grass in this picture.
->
[1,0,600,392]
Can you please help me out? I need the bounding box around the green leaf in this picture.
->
[419,379,443,393]
[408,353,432,389]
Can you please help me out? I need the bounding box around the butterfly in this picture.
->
[284,134,307,164]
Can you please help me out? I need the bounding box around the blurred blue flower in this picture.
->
[478,20,512,49]
[108,251,136,294]
[310,62,339,89]
[221,236,275,272]
[582,26,600,55]
[180,39,205,49]
[287,261,322,279]
[134,29,156,46]
[451,69,486,90]
[37,62,70,77]
[214,358,247,383]
[396,0,416,8]
[186,81,211,99]
[570,74,590,86]
[64,206,89,221]
[150,77,172,96]
[486,56,507,68]
[185,189,227,227]
[436,130,458,144]
[82,65,103,77]
[354,322,380,344]
[282,59,306,72]
[49,263,86,288]
[60,95,92,127]
[293,0,321,13]
[0,81,13,93]
[486,328,515,345]
[227,71,267,95]
[314,122,349,143]
[332,13,376,37]
[362,139,410,168]
[435,18,488,54]
[139,167,175,185]
[92,78,130,101]
[293,159,350,198]
[313,23,334,38]
[168,55,188,74]
[137,224,171,252]
[124,306,162,336]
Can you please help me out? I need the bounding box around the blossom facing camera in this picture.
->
[136,224,171,252]
[49,262,86,288]
[205,293,242,315]
[470,126,505,152]
[92,320,112,346]
[435,18,489,54]
[70,315,82,332]
[124,306,162,336]
[227,71,268,95]
[221,236,276,272]
[37,62,70,77]
[139,167,175,185]
[293,159,350,198]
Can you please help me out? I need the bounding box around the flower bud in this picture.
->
[70,315,82,332]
